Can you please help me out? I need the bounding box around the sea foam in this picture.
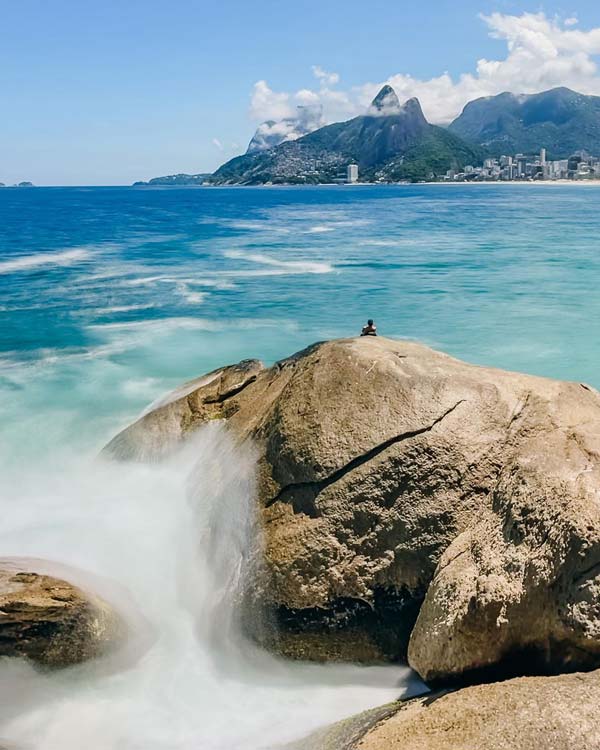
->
[223,249,333,274]
[0,425,420,749]
[0,248,93,274]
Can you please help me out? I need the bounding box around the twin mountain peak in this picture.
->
[212,85,477,185]
[146,84,600,186]
[369,85,421,118]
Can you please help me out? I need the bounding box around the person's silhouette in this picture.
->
[361,319,377,337]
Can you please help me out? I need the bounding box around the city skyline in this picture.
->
[445,149,600,182]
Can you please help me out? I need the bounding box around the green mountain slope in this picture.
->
[449,87,600,157]
[211,86,481,184]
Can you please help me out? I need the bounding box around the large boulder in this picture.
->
[106,337,600,682]
[0,561,123,667]
[355,670,600,750]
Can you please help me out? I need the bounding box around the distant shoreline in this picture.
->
[206,179,600,188]
[141,180,600,188]
[425,179,600,187]
[7,180,600,189]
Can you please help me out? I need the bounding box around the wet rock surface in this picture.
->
[0,562,123,667]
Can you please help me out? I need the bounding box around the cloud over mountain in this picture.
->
[249,12,600,128]
[246,105,324,154]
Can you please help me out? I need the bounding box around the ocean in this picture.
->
[0,183,598,748]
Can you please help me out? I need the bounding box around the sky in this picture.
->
[2,0,600,185]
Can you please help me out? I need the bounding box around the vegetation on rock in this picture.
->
[449,87,600,158]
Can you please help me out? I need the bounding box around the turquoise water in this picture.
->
[1,183,599,747]
[2,184,600,455]
[2,183,600,463]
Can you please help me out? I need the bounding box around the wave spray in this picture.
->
[0,423,418,749]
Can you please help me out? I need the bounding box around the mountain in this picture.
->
[449,87,600,157]
[133,173,211,186]
[211,87,481,184]
[246,104,324,153]
[367,84,403,115]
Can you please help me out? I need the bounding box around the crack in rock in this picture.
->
[203,374,258,404]
[265,399,466,515]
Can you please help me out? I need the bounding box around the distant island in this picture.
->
[133,173,211,186]
[0,182,35,188]
[139,86,600,186]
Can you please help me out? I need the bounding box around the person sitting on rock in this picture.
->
[361,319,377,337]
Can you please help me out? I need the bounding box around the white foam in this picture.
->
[305,221,371,233]
[177,278,236,290]
[228,220,290,233]
[122,276,235,292]
[144,373,220,414]
[175,282,208,305]
[120,377,164,401]
[0,425,422,749]
[305,225,336,234]
[123,275,169,287]
[363,239,399,247]
[82,317,299,367]
[332,219,372,227]
[0,248,93,275]
[223,250,333,274]
[94,304,158,314]
[88,317,215,333]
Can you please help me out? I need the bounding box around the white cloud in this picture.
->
[246,104,324,153]
[212,138,224,151]
[295,88,321,105]
[248,13,600,127]
[249,80,294,122]
[312,65,340,87]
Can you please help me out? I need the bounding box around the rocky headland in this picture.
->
[4,334,600,745]
[106,336,600,689]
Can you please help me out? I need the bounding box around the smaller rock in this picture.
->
[356,670,600,750]
[0,565,123,667]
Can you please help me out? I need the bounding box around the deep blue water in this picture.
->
[1,182,600,451]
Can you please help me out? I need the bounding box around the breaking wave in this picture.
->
[0,424,419,749]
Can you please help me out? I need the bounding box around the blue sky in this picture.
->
[2,0,600,185]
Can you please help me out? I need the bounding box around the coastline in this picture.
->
[7,180,600,189]
[203,180,600,188]
[424,179,600,187]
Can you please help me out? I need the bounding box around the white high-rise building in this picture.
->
[347,164,358,183]
[540,148,547,165]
